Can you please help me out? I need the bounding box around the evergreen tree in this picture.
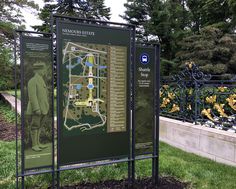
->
[123,0,189,59]
[123,0,236,75]
[0,0,38,42]
[0,0,38,90]
[34,0,111,32]
[148,0,189,59]
[0,43,14,90]
[122,0,151,41]
[186,0,236,33]
[228,0,236,32]
[176,26,236,76]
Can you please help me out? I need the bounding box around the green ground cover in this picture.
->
[0,100,19,123]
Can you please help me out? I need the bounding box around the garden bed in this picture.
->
[60,177,188,189]
[0,114,16,141]
[0,100,20,141]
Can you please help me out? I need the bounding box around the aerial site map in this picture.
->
[62,42,127,135]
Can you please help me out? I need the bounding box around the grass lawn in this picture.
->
[0,140,236,189]
[0,100,19,124]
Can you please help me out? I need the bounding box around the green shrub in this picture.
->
[0,100,20,123]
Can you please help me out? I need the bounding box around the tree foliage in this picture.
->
[0,0,38,90]
[0,0,38,42]
[148,0,188,59]
[176,27,236,76]
[122,0,151,41]
[187,0,236,33]
[123,0,236,76]
[123,0,189,58]
[0,43,15,90]
[34,0,111,32]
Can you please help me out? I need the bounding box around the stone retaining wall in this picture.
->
[160,116,236,167]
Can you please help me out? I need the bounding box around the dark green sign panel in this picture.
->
[21,36,53,170]
[57,20,131,165]
[135,46,155,155]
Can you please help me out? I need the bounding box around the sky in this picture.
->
[23,0,127,30]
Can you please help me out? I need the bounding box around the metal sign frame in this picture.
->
[133,43,160,184]
[14,14,160,189]
[54,14,136,188]
[14,30,55,188]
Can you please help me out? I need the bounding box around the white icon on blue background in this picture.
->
[140,53,149,64]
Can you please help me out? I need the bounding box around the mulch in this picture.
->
[60,177,189,189]
[0,114,18,141]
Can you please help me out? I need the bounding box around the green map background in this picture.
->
[62,42,108,137]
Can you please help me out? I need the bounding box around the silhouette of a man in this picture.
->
[26,62,49,152]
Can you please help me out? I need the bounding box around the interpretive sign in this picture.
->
[57,20,131,165]
[21,36,53,170]
[135,46,155,155]
[16,17,160,188]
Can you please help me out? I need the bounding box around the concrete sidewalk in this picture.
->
[1,93,21,114]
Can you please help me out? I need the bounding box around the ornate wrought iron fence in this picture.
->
[160,62,236,132]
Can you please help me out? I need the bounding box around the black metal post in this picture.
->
[128,118,131,187]
[131,26,136,184]
[55,17,60,189]
[194,81,198,124]
[152,44,160,184]
[128,25,136,188]
[14,31,19,189]
[19,31,25,189]
[127,32,132,187]
[50,12,55,189]
[152,44,157,184]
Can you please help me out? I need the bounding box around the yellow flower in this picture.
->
[213,103,228,117]
[168,92,175,100]
[162,84,169,90]
[226,94,236,111]
[201,108,214,121]
[187,104,192,110]
[189,88,193,95]
[218,86,227,92]
[206,95,216,104]
[160,90,163,97]
[169,104,180,113]
[185,61,194,69]
[160,98,170,108]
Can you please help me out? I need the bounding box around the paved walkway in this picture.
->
[1,93,21,114]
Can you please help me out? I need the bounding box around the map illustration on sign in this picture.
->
[62,41,128,134]
[62,42,108,133]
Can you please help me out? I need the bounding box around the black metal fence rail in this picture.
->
[160,62,236,131]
